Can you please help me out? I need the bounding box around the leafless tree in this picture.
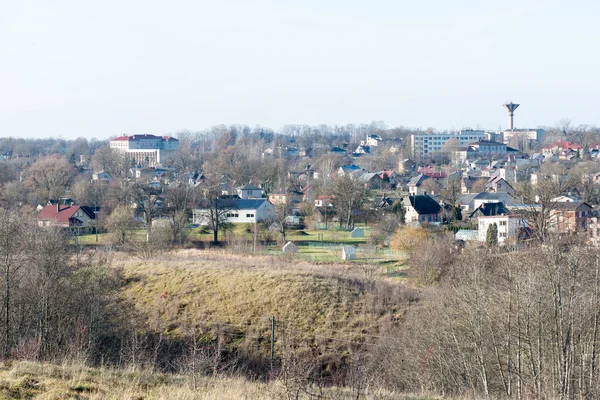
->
[26,155,76,202]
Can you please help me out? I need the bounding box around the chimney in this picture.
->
[56,204,60,213]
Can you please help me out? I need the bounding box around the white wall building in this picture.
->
[502,129,545,145]
[238,184,263,199]
[477,215,521,244]
[411,130,487,158]
[110,134,179,166]
[193,199,276,225]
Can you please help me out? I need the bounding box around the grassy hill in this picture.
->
[118,249,413,337]
[112,250,415,377]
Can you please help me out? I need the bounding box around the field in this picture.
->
[0,360,435,399]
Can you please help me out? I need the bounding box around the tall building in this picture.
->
[110,134,179,166]
[502,129,545,146]
[410,130,487,158]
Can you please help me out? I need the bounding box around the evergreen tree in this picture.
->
[486,223,498,247]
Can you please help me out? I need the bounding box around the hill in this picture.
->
[110,250,417,379]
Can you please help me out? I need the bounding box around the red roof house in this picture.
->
[36,204,96,228]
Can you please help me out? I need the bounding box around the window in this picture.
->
[246,214,254,218]
[499,221,507,226]
[500,232,507,238]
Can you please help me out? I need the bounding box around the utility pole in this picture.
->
[95,199,99,242]
[271,315,275,371]
[253,221,257,254]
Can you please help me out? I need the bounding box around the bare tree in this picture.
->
[332,175,368,230]
[27,155,76,202]
[105,205,136,244]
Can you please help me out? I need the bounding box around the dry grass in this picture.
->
[115,250,413,346]
[0,360,436,399]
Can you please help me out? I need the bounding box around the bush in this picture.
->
[390,226,432,256]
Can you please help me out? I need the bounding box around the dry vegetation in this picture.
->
[0,360,432,399]
[114,250,417,375]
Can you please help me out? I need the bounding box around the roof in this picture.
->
[462,176,487,189]
[455,230,479,241]
[469,140,506,146]
[408,174,428,186]
[358,173,380,183]
[36,205,95,223]
[341,164,361,172]
[407,195,441,215]
[197,198,270,211]
[469,202,508,218]
[474,192,511,201]
[241,184,261,191]
[553,201,593,211]
[458,193,478,205]
[111,134,178,141]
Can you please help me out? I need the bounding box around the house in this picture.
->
[469,202,509,220]
[353,145,371,155]
[378,170,400,190]
[486,176,515,195]
[193,198,276,225]
[362,134,382,147]
[315,195,335,208]
[338,164,362,176]
[330,146,347,155]
[477,214,522,244]
[36,204,96,229]
[551,202,593,233]
[356,172,382,190]
[468,140,508,157]
[407,174,441,196]
[417,166,447,181]
[473,192,514,210]
[268,190,303,206]
[461,177,488,194]
[398,159,416,174]
[285,147,299,157]
[470,158,491,170]
[458,193,479,214]
[238,184,263,199]
[92,171,113,183]
[404,195,442,225]
[551,194,583,203]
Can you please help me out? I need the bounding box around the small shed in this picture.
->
[350,228,364,238]
[342,247,356,260]
[282,242,298,254]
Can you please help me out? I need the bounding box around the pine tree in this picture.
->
[486,223,498,247]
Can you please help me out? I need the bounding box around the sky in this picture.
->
[0,0,599,139]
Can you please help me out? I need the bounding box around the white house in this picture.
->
[477,215,521,244]
[193,198,276,225]
[238,184,263,199]
[92,171,113,183]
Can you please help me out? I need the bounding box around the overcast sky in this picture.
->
[0,0,598,138]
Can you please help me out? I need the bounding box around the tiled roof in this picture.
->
[36,205,95,223]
